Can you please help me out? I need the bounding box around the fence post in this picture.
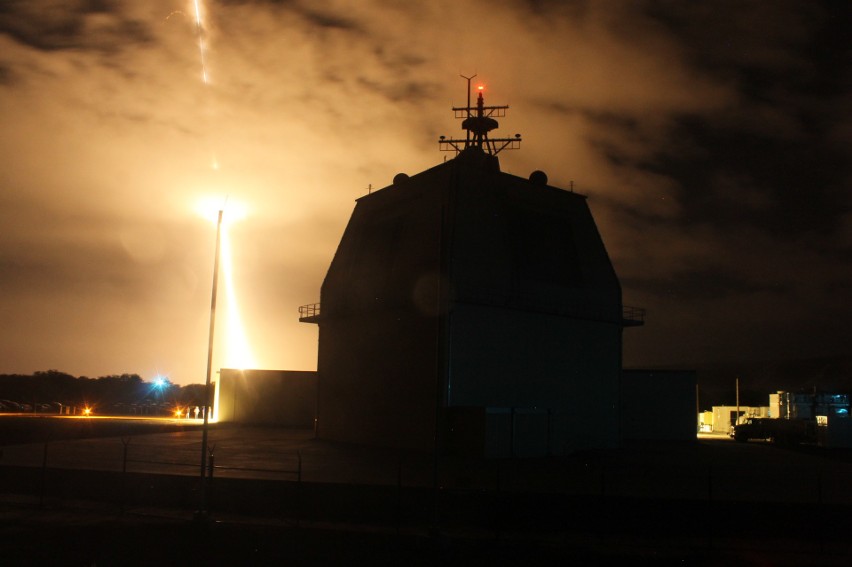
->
[707,464,714,551]
[494,460,502,541]
[817,466,824,554]
[120,436,131,513]
[396,455,402,536]
[296,450,302,528]
[816,466,822,506]
[204,443,215,516]
[707,464,713,503]
[121,437,131,474]
[39,441,49,508]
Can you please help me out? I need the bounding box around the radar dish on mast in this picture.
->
[439,75,522,156]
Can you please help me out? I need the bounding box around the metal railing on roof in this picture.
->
[299,303,320,321]
[622,305,645,326]
[299,300,644,326]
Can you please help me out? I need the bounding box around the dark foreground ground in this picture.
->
[1,416,851,566]
[0,499,722,567]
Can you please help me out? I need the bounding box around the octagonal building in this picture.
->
[301,91,642,456]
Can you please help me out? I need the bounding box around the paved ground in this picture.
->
[2,416,852,565]
[2,416,851,501]
[1,418,432,484]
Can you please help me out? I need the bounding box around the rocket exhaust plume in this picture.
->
[221,226,255,369]
[193,0,209,85]
[188,3,254,372]
[190,0,219,171]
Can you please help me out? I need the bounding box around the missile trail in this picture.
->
[190,3,253,369]
[193,0,209,84]
[221,226,255,369]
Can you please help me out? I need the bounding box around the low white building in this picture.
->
[710,405,769,434]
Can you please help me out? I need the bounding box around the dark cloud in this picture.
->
[1,0,849,381]
[218,0,360,30]
[583,1,852,353]
[658,116,850,235]
[0,0,152,52]
[623,270,789,302]
[636,0,852,229]
[655,0,852,96]
[356,76,442,104]
[294,7,358,31]
[0,63,12,85]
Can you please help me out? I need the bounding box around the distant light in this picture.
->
[154,376,167,389]
[83,407,92,416]
[175,408,183,418]
[477,85,485,91]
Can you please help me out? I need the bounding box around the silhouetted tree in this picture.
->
[0,371,205,415]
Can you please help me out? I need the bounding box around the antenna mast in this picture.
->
[439,75,521,155]
[462,74,475,147]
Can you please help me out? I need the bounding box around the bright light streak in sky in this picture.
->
[189,0,254,376]
[192,0,219,170]
[220,223,255,370]
[193,0,209,85]
[194,197,255,371]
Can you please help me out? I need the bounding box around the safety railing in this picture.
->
[298,303,320,321]
[622,305,646,326]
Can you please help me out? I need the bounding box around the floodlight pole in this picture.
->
[198,209,223,516]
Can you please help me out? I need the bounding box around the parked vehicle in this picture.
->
[731,417,817,444]
[0,399,23,412]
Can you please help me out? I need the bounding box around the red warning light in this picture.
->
[477,84,485,91]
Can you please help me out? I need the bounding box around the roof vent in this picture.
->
[529,170,548,185]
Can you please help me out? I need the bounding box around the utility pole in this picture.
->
[197,209,222,520]
[735,377,740,426]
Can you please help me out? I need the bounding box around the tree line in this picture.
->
[0,370,208,415]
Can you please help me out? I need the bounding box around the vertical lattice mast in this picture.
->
[439,75,522,155]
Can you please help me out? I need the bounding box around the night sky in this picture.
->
[1,1,849,385]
